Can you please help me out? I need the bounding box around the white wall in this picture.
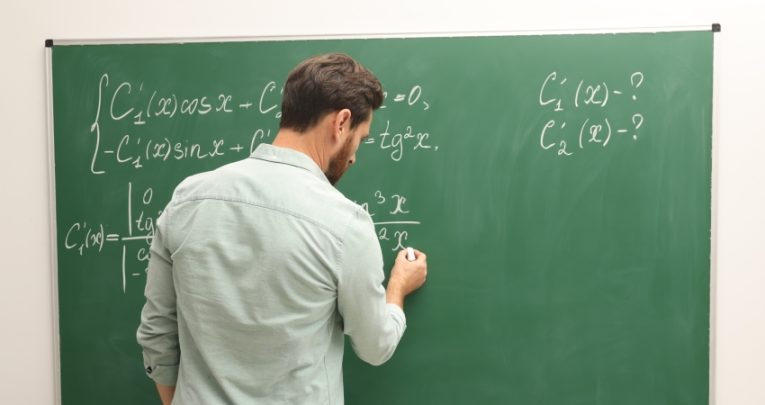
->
[1,1,762,403]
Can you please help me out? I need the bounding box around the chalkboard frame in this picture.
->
[45,25,720,404]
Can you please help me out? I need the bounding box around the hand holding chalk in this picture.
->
[387,247,428,310]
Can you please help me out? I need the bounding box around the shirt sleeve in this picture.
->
[336,208,407,366]
[136,209,180,385]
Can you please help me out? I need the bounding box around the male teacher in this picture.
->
[137,53,428,404]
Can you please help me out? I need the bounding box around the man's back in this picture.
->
[138,144,406,404]
[138,53,428,405]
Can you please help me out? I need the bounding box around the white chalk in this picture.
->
[406,247,416,261]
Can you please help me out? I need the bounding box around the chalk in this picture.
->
[406,247,416,262]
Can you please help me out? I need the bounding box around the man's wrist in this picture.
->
[386,282,405,309]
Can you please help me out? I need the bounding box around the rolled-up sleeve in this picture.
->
[337,208,407,366]
[136,209,180,385]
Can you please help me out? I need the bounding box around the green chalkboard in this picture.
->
[50,31,713,405]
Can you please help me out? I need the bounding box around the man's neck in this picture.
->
[272,128,329,172]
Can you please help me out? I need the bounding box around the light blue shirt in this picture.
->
[137,143,406,404]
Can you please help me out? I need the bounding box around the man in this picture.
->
[137,53,428,405]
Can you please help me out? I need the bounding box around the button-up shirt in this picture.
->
[137,143,406,404]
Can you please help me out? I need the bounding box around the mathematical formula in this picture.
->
[537,71,646,157]
[98,74,432,127]
[63,183,419,293]
[87,73,438,174]
[63,182,158,293]
[356,190,421,253]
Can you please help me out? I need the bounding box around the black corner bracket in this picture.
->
[712,23,721,33]
[45,39,54,47]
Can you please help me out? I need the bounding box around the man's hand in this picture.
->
[156,383,176,405]
[386,248,428,310]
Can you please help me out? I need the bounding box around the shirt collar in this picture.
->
[250,143,329,184]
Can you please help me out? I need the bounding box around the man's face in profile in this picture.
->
[326,116,372,186]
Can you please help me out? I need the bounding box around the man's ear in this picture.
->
[333,109,352,141]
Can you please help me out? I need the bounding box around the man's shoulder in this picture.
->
[305,181,373,237]
[166,157,371,237]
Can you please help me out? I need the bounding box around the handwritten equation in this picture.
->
[380,85,431,111]
[537,71,645,157]
[356,190,421,253]
[63,182,158,293]
[62,72,436,293]
[88,74,440,174]
[63,183,419,293]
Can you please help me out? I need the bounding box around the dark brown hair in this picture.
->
[279,53,384,132]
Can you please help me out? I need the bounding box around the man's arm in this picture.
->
[336,210,428,366]
[136,211,180,399]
